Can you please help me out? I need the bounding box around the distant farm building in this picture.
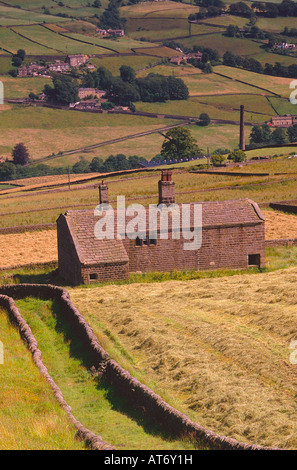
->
[275,42,296,49]
[48,60,70,73]
[18,63,47,77]
[78,88,106,100]
[170,52,202,65]
[66,54,89,67]
[270,114,297,127]
[96,28,125,37]
[57,171,266,285]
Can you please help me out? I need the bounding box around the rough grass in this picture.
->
[70,263,297,450]
[0,306,86,450]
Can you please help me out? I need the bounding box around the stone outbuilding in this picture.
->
[57,171,265,285]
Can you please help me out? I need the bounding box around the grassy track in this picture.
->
[0,306,86,450]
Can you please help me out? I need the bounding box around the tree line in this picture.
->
[223,50,297,78]
[0,151,149,182]
[249,123,297,147]
[43,64,189,106]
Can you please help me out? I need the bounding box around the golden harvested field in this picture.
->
[0,230,57,268]
[70,265,297,449]
[264,210,297,240]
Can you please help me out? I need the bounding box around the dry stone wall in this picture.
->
[0,284,281,451]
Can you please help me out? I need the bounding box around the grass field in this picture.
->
[121,1,199,19]
[214,65,295,98]
[0,106,177,161]
[0,305,86,450]
[136,97,273,123]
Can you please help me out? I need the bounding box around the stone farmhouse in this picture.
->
[170,52,202,65]
[96,28,125,37]
[66,54,89,67]
[78,88,106,100]
[270,114,297,127]
[57,171,265,285]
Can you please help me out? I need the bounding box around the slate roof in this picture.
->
[59,198,264,267]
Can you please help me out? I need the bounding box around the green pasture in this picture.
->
[0,305,86,450]
[0,75,51,99]
[214,65,295,97]
[0,5,70,25]
[125,17,219,41]
[135,97,271,123]
[0,105,177,160]
[121,1,198,19]
[13,25,110,55]
[178,33,266,57]
[92,55,161,75]
[0,27,56,55]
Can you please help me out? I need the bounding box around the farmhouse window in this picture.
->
[135,236,157,247]
[248,254,260,267]
[89,273,98,280]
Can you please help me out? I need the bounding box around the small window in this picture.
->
[89,273,98,280]
[136,235,157,247]
[248,254,260,267]
[135,237,143,247]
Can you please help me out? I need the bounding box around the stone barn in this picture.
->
[57,171,265,285]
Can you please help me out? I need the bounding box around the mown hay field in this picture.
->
[0,230,57,268]
[70,265,297,449]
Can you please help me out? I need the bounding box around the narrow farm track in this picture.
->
[28,121,191,166]
[0,285,280,451]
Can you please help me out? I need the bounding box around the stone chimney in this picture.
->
[158,170,175,205]
[99,180,109,205]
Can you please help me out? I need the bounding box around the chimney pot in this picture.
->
[159,171,175,205]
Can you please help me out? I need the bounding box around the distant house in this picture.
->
[66,54,89,67]
[57,170,266,285]
[17,63,47,77]
[170,52,202,65]
[96,28,124,38]
[73,100,103,110]
[78,88,106,100]
[48,61,70,73]
[271,114,297,127]
[275,42,296,49]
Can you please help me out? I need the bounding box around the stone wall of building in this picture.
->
[123,223,265,274]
